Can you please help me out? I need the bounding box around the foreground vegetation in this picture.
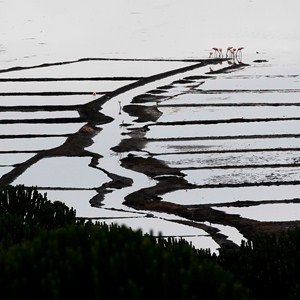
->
[1,186,300,299]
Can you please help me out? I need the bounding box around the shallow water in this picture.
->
[163,185,300,205]
[0,95,94,106]
[158,151,300,168]
[184,167,300,186]
[0,137,67,151]
[14,157,110,188]
[0,80,132,93]
[0,167,13,178]
[145,138,300,154]
[0,111,78,120]
[0,60,192,78]
[0,153,35,165]
[147,120,300,139]
[158,106,300,122]
[165,92,300,105]
[214,204,300,222]
[0,123,85,135]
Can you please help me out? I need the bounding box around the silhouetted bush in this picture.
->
[219,228,300,300]
[0,185,76,248]
[7,185,300,299]
[0,223,252,300]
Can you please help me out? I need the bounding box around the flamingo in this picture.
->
[230,48,236,59]
[212,47,219,57]
[236,47,244,58]
[219,48,223,58]
[226,47,233,57]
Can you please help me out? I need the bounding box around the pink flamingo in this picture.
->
[212,47,220,57]
[219,48,223,58]
[226,47,233,57]
[230,48,236,59]
[236,47,244,58]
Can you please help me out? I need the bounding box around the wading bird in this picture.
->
[226,47,233,57]
[236,47,244,58]
[118,100,122,115]
[212,47,220,57]
[230,48,236,59]
[219,48,223,58]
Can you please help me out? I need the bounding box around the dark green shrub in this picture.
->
[0,223,252,300]
[0,185,76,248]
[219,228,300,300]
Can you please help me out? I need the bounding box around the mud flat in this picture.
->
[1,55,300,251]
